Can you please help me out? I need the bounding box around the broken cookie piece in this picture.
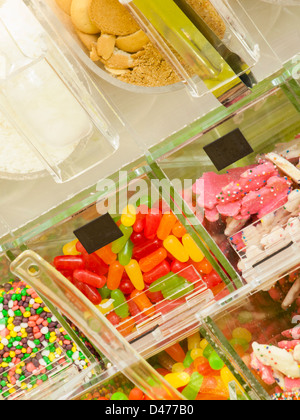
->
[104,49,135,70]
[116,30,149,53]
[97,34,116,60]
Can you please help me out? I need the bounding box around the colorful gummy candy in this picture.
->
[53,202,224,337]
[151,332,244,400]
[78,374,147,401]
[0,280,90,399]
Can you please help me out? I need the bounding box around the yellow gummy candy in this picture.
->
[164,372,190,389]
[63,239,80,256]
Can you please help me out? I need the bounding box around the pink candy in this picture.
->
[193,161,292,222]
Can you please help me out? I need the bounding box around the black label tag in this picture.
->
[203,128,254,171]
[74,213,123,254]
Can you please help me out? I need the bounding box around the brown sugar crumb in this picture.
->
[117,43,181,87]
[185,0,226,39]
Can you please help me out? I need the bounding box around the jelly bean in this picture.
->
[172,221,187,238]
[237,311,253,325]
[182,234,205,263]
[209,351,225,371]
[119,278,135,295]
[232,328,252,343]
[138,248,167,273]
[125,260,145,291]
[131,290,155,318]
[192,258,213,275]
[99,284,111,300]
[97,299,114,315]
[95,244,117,265]
[191,348,203,360]
[164,372,190,389]
[73,279,102,305]
[203,344,214,359]
[136,195,152,208]
[229,338,249,352]
[163,236,189,263]
[157,213,178,241]
[54,256,85,272]
[111,392,129,400]
[165,343,186,363]
[182,372,203,400]
[172,363,185,373]
[76,241,88,255]
[221,366,239,389]
[188,332,201,350]
[63,239,80,256]
[111,290,129,319]
[203,270,223,289]
[118,239,134,267]
[194,357,219,377]
[164,278,194,301]
[171,260,199,283]
[107,261,125,291]
[121,205,136,227]
[133,205,148,232]
[73,270,106,289]
[150,274,194,300]
[111,225,133,254]
[143,261,171,285]
[106,311,121,328]
[82,253,109,276]
[133,213,145,233]
[146,288,164,304]
[127,300,144,323]
[144,209,162,239]
[200,376,229,399]
[183,351,194,368]
[150,273,181,293]
[133,214,146,233]
[116,317,135,337]
[132,238,162,260]
[130,232,145,246]
[129,388,144,401]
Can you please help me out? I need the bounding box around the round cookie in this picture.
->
[71,0,100,34]
[55,0,73,15]
[89,0,140,36]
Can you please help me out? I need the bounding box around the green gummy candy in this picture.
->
[110,392,129,401]
[182,372,203,400]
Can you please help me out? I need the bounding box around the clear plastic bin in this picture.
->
[152,86,300,286]
[9,250,186,400]
[145,327,253,400]
[0,262,101,400]
[0,0,120,183]
[10,249,260,400]
[30,0,280,107]
[235,0,300,68]
[6,167,238,347]
[71,370,149,401]
[201,263,300,400]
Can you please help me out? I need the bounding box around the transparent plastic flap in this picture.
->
[121,0,255,105]
[10,251,184,400]
[0,0,120,183]
[230,200,300,284]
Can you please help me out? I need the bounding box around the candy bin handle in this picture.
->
[10,250,184,401]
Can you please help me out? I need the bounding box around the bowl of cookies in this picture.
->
[48,0,185,93]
